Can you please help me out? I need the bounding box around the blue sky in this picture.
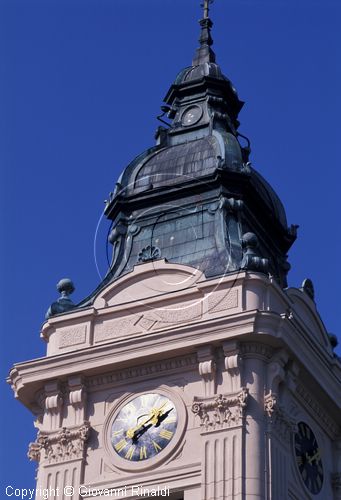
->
[1,0,340,490]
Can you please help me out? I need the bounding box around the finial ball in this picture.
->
[242,232,258,249]
[56,278,75,296]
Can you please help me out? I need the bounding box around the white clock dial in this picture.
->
[181,105,202,126]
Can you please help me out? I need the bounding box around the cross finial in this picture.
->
[193,0,216,65]
[201,0,214,19]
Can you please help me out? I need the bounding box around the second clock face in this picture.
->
[181,105,202,126]
[111,393,178,462]
[294,421,323,495]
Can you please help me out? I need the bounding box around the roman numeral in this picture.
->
[296,456,303,466]
[141,395,150,408]
[139,446,147,460]
[112,428,123,437]
[152,440,162,452]
[125,445,136,460]
[159,429,173,440]
[125,402,136,414]
[114,439,128,452]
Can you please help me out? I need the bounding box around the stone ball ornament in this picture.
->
[242,232,259,249]
[56,278,75,296]
[45,278,76,319]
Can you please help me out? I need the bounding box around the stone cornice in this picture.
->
[8,307,341,419]
[87,353,198,391]
[8,309,262,408]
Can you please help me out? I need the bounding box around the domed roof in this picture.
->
[175,62,225,84]
[118,135,287,229]
[251,168,288,228]
[124,136,220,194]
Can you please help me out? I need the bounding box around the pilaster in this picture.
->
[192,389,248,500]
[28,422,91,500]
[241,342,272,499]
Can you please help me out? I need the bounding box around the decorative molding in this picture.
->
[28,422,90,464]
[58,325,87,348]
[136,315,157,331]
[192,388,249,432]
[153,302,202,326]
[296,383,340,438]
[207,288,238,314]
[137,245,161,263]
[94,316,140,342]
[87,354,198,390]
[240,342,273,360]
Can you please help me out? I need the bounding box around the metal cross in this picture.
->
[201,0,214,19]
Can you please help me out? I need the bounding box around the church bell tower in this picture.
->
[8,2,341,499]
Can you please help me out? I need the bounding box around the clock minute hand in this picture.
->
[148,401,168,425]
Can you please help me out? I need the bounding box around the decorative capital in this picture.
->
[28,422,91,464]
[27,441,41,462]
[264,391,296,443]
[264,390,278,417]
[192,388,249,432]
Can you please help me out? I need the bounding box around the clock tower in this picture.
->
[8,2,341,499]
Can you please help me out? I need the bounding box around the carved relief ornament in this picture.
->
[192,388,249,432]
[264,391,296,443]
[28,421,90,464]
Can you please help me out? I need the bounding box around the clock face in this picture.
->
[181,105,202,126]
[294,422,323,495]
[111,393,178,462]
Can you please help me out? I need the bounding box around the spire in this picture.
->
[192,0,216,66]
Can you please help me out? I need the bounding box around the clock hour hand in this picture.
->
[306,449,320,465]
[126,402,168,439]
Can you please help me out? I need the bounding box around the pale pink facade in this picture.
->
[8,261,341,499]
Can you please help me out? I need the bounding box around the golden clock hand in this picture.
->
[149,401,167,425]
[126,402,167,439]
[307,450,320,465]
[126,414,153,439]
